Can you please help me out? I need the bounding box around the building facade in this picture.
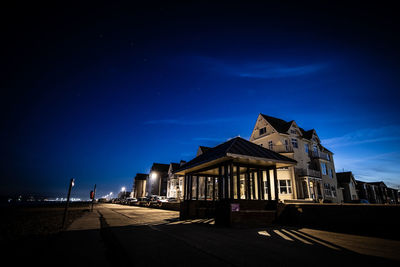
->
[146,163,169,196]
[336,171,359,202]
[132,173,148,198]
[250,114,342,203]
[356,180,399,204]
[167,161,186,200]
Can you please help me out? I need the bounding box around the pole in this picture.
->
[91,184,96,212]
[62,178,74,230]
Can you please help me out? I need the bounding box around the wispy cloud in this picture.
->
[144,117,238,125]
[198,57,326,79]
[322,125,400,148]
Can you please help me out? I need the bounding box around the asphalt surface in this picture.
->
[34,204,400,266]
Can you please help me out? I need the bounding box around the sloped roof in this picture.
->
[175,137,296,173]
[169,162,181,171]
[151,163,170,173]
[260,114,293,133]
[199,146,211,153]
[336,172,353,184]
[300,128,314,140]
[135,173,148,180]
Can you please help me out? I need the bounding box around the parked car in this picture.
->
[126,197,138,205]
[137,197,150,206]
[167,197,179,203]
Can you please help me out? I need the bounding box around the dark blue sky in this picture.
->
[2,1,400,199]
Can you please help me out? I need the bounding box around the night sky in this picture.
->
[2,1,400,199]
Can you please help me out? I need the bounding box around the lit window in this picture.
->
[291,138,298,148]
[321,163,327,175]
[259,127,266,135]
[279,180,292,194]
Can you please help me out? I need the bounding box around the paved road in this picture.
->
[63,204,399,266]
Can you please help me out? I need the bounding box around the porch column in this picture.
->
[267,169,272,200]
[218,166,223,200]
[212,176,216,201]
[230,164,234,200]
[236,164,241,200]
[273,167,279,201]
[251,171,256,200]
[196,175,199,200]
[258,170,264,200]
[246,168,250,200]
[224,164,229,199]
[189,174,193,200]
[204,176,208,201]
[184,175,187,200]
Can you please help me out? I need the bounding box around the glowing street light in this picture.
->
[121,187,126,192]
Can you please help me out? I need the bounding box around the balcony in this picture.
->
[309,151,330,161]
[269,144,294,153]
[295,168,321,178]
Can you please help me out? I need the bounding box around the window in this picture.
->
[327,153,331,161]
[331,185,337,197]
[291,138,298,148]
[328,168,333,178]
[304,144,309,153]
[290,129,297,134]
[324,183,331,197]
[313,145,318,153]
[321,163,327,175]
[268,141,273,150]
[279,180,292,194]
[259,127,266,135]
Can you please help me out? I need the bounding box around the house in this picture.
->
[146,163,170,196]
[167,161,186,200]
[132,173,148,198]
[336,172,359,202]
[174,136,297,225]
[249,114,342,203]
[356,180,399,204]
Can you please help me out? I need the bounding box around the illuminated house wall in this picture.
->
[250,114,343,203]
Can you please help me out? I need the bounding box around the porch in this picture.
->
[174,137,297,226]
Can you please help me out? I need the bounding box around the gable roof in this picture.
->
[300,128,314,140]
[169,162,181,171]
[260,114,293,133]
[134,173,148,180]
[150,163,170,173]
[175,137,296,173]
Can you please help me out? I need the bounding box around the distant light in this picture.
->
[151,172,157,179]
[121,187,126,192]
[71,178,75,187]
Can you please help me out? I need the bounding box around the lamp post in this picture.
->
[62,178,75,230]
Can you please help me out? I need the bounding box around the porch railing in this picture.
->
[295,168,321,178]
[270,144,294,153]
[309,151,330,161]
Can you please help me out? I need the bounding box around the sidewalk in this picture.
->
[58,209,109,266]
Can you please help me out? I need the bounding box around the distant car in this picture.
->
[137,197,151,206]
[158,196,168,203]
[126,198,137,205]
[167,197,178,203]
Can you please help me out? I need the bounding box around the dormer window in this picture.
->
[290,129,297,134]
[259,127,267,135]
